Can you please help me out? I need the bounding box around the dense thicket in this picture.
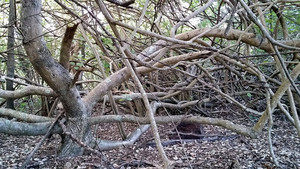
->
[0,0,299,168]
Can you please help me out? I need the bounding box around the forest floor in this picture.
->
[0,111,299,169]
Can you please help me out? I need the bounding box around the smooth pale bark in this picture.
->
[21,0,90,156]
[83,51,212,109]
[0,108,53,123]
[21,1,85,118]
[183,28,300,52]
[0,86,56,99]
[113,20,300,53]
[0,118,61,135]
[98,125,150,151]
[0,113,256,138]
[89,114,256,138]
[253,62,300,133]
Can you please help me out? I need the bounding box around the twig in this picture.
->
[266,91,280,167]
[1,76,30,86]
[78,23,127,139]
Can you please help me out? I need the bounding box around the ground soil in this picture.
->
[0,112,299,169]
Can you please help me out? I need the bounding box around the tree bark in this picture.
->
[21,0,91,157]
[6,0,16,109]
[59,24,78,70]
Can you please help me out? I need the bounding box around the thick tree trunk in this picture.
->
[21,0,91,156]
[59,119,92,156]
[6,0,16,109]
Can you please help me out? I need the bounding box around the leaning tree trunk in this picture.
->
[6,0,16,109]
[21,0,91,156]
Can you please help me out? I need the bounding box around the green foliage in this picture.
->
[17,102,27,111]
[103,60,110,74]
[247,92,252,98]
[263,6,300,39]
[265,11,276,33]
[101,37,113,46]
[283,8,300,38]
[70,62,84,70]
[77,62,84,67]
[198,19,210,28]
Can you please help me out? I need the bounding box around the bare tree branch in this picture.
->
[0,86,56,99]
[106,0,135,7]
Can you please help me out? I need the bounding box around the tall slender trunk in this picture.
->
[6,0,16,109]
